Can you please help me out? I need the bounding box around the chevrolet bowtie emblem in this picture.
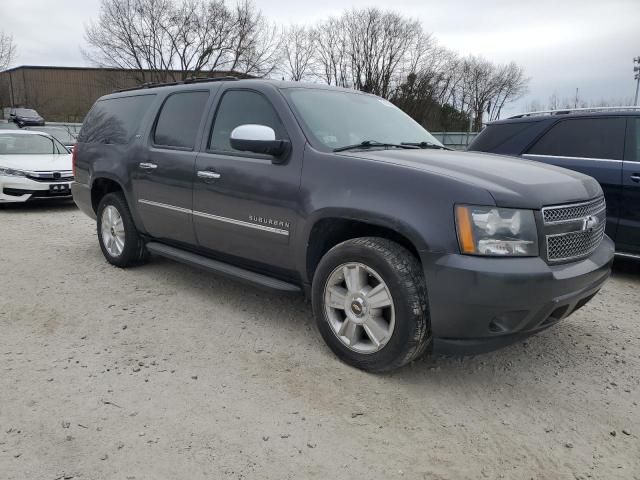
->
[582,215,599,232]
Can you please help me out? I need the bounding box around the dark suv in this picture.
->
[468,108,640,257]
[72,79,614,371]
[9,108,45,127]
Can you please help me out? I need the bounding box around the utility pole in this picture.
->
[634,56,640,106]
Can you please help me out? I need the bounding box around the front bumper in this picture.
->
[0,175,73,203]
[421,235,614,355]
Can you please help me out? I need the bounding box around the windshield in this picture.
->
[0,133,69,155]
[25,127,77,144]
[283,88,442,151]
[14,108,39,116]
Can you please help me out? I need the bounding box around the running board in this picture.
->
[146,242,301,292]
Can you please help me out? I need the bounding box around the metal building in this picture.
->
[0,65,243,122]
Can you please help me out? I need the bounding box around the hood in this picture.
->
[341,149,601,209]
[0,153,72,172]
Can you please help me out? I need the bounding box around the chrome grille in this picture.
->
[542,197,606,262]
[546,223,605,262]
[26,171,74,183]
[542,196,606,224]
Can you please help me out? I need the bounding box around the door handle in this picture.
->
[197,170,221,180]
[631,174,640,183]
[139,162,157,170]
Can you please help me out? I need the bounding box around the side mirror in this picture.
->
[230,124,289,161]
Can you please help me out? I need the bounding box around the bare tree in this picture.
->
[312,8,426,98]
[314,17,350,87]
[343,8,424,97]
[455,56,528,130]
[282,25,315,81]
[81,2,530,132]
[84,0,281,81]
[0,31,17,71]
[486,62,528,121]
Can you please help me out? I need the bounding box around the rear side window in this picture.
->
[528,117,626,160]
[470,122,536,152]
[153,91,210,149]
[209,90,286,152]
[78,94,155,144]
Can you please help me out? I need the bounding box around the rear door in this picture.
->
[132,89,211,245]
[192,87,302,272]
[523,117,625,239]
[618,117,640,253]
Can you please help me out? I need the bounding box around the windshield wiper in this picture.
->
[333,140,419,152]
[401,141,451,150]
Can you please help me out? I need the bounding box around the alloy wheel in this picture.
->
[323,262,396,354]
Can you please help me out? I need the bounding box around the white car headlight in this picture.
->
[0,166,28,177]
[455,205,539,257]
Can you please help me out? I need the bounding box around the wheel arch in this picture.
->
[304,210,428,284]
[90,176,126,214]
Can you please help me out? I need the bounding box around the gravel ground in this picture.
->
[1,201,639,480]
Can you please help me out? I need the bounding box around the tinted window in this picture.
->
[78,94,156,144]
[154,91,209,149]
[209,90,285,152]
[634,118,640,162]
[528,117,626,160]
[470,122,536,151]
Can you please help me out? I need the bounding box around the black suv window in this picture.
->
[528,117,626,160]
[153,91,209,149]
[633,118,640,162]
[209,90,285,152]
[78,94,155,144]
[470,121,536,151]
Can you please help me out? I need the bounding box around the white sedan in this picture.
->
[0,130,73,203]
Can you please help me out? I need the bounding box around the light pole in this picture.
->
[634,56,640,106]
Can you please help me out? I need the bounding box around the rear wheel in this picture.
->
[312,237,431,372]
[96,192,148,267]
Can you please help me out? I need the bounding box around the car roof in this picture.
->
[488,108,640,126]
[104,78,368,101]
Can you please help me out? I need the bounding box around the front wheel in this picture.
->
[96,192,148,268]
[312,237,431,372]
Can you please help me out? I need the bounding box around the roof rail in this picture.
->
[508,106,640,119]
[113,75,239,93]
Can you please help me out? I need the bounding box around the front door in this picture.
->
[132,90,211,245]
[523,116,626,239]
[193,88,302,272]
[618,117,640,253]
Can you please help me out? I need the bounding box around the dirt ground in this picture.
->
[0,201,638,480]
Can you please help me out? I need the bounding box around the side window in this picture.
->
[78,94,156,145]
[470,122,536,152]
[209,90,285,152]
[153,91,209,149]
[528,117,626,160]
[634,118,640,162]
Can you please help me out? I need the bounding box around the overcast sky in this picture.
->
[1,0,638,116]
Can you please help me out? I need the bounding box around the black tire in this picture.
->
[96,192,148,268]
[312,237,431,372]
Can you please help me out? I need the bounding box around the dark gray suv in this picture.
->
[72,78,614,371]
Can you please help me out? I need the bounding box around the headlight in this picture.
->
[0,166,28,177]
[455,205,538,257]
